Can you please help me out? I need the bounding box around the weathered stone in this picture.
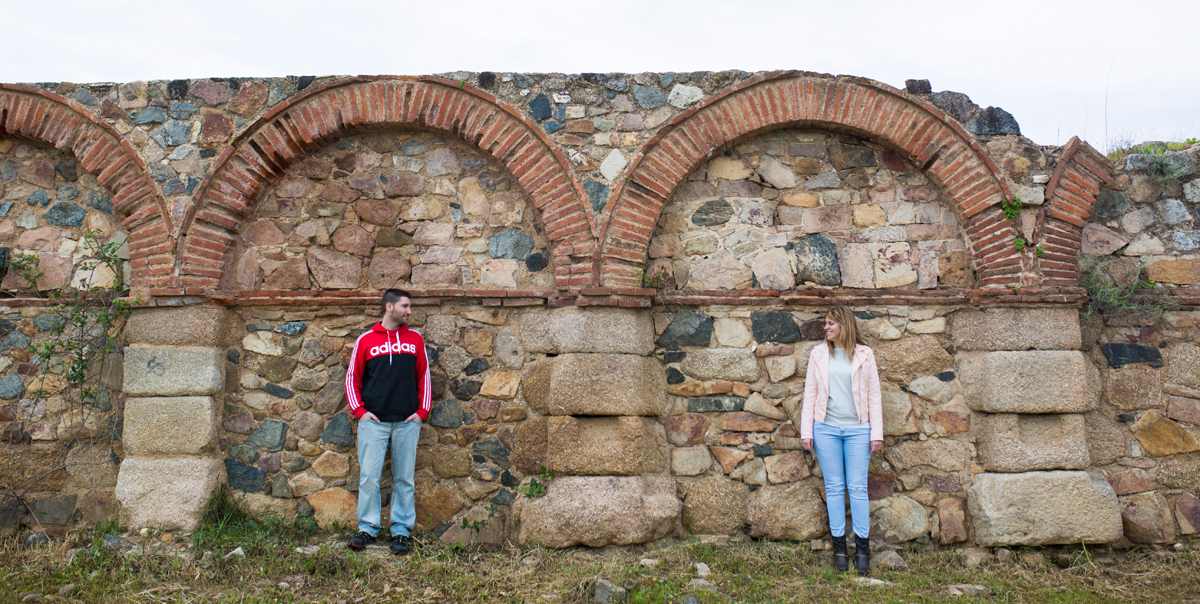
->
[744,392,788,420]
[688,249,753,289]
[226,458,266,492]
[1176,493,1200,535]
[756,155,798,189]
[751,248,795,290]
[671,446,711,476]
[977,414,1090,472]
[245,419,288,452]
[749,480,827,541]
[764,451,810,483]
[719,411,778,433]
[544,416,666,475]
[937,497,969,544]
[664,414,708,446]
[124,396,217,456]
[1169,395,1200,425]
[713,318,752,348]
[657,310,713,348]
[520,307,654,355]
[126,306,232,347]
[115,457,223,529]
[1104,364,1165,410]
[1082,223,1131,256]
[307,247,361,289]
[680,348,759,382]
[1121,491,1176,544]
[263,258,311,289]
[792,234,842,286]
[883,439,970,472]
[1166,343,1200,390]
[1108,468,1154,495]
[874,336,953,380]
[522,354,665,416]
[870,495,929,543]
[311,451,350,478]
[683,475,748,535]
[479,371,520,400]
[959,351,1100,413]
[515,476,680,547]
[951,307,1082,351]
[967,471,1122,546]
[307,487,357,529]
[688,396,745,413]
[1131,411,1200,456]
[1101,343,1163,368]
[1147,258,1200,285]
[881,382,919,436]
[124,346,223,396]
[750,311,800,344]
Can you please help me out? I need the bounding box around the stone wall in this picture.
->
[0,70,1198,545]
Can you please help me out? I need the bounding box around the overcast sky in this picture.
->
[2,0,1196,151]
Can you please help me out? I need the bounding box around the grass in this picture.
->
[1106,138,1198,162]
[1,492,1197,603]
[1,520,1199,603]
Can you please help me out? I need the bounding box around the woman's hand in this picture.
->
[802,438,814,452]
[870,440,883,453]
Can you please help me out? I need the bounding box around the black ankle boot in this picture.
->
[854,535,870,575]
[831,535,848,572]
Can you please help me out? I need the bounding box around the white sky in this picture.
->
[2,0,1196,151]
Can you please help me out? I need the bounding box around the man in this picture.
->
[344,289,431,555]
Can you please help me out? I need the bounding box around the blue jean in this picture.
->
[356,418,421,537]
[811,421,871,538]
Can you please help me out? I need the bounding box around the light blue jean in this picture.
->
[812,420,871,539]
[356,419,421,537]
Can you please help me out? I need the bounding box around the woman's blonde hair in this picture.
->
[825,306,868,355]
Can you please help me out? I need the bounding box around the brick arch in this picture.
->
[0,85,171,288]
[598,72,1028,289]
[1039,136,1114,286]
[179,76,596,289]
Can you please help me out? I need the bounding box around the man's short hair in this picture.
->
[381,289,412,316]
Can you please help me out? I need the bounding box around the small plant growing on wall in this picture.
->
[1078,254,1173,317]
[2,230,137,530]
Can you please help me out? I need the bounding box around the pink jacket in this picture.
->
[800,343,884,442]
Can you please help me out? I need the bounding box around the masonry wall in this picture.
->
[0,71,1198,547]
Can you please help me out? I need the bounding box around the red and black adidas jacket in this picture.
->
[345,322,431,422]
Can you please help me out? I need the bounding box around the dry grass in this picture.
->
[1,528,1198,604]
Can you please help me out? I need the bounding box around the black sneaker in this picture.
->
[347,531,376,550]
[390,534,410,555]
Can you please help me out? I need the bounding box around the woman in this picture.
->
[801,306,883,575]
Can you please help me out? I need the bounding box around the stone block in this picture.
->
[544,416,666,476]
[873,336,953,381]
[671,446,711,476]
[307,487,357,529]
[1131,410,1200,456]
[683,475,748,535]
[1166,343,1200,390]
[870,495,930,543]
[937,497,969,544]
[1120,491,1177,544]
[977,414,1090,472]
[124,346,224,396]
[522,354,666,416]
[883,438,970,472]
[679,348,760,382]
[515,476,680,547]
[967,471,1122,546]
[126,306,233,347]
[1103,365,1166,410]
[959,351,1100,413]
[123,397,218,456]
[748,480,827,541]
[950,308,1081,351]
[115,456,224,529]
[519,307,654,355]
